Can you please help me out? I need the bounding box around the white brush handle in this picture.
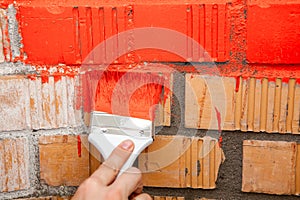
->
[88,132,153,174]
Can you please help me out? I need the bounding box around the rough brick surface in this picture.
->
[0,137,30,192]
[0,75,82,131]
[39,135,89,186]
[242,140,297,195]
[139,135,225,189]
[0,76,30,131]
[185,74,300,134]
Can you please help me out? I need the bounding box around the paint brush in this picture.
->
[87,64,171,174]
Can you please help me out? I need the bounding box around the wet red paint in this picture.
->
[93,71,166,120]
[218,136,223,148]
[214,107,221,133]
[81,64,171,120]
[235,76,240,92]
[27,74,37,81]
[41,74,49,84]
[77,135,81,158]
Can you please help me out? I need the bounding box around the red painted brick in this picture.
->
[247,3,300,64]
[0,137,30,192]
[39,135,89,186]
[18,2,230,65]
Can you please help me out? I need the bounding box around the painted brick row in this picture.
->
[0,137,30,192]
[242,140,300,195]
[17,2,230,65]
[185,74,300,134]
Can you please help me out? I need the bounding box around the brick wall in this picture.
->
[0,0,299,199]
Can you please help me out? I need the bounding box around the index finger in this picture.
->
[90,139,135,186]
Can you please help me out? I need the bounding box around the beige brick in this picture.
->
[139,135,225,189]
[0,137,30,192]
[185,74,233,130]
[39,135,89,186]
[0,76,30,131]
[242,140,297,195]
[292,82,300,134]
[296,144,300,195]
[186,74,300,134]
[0,8,10,62]
[30,76,82,130]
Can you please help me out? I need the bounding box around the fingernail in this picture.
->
[120,140,134,151]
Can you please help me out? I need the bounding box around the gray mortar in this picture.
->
[0,62,35,75]
[7,5,22,60]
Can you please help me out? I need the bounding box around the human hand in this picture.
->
[72,140,152,200]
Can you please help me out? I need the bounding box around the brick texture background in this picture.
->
[0,0,299,199]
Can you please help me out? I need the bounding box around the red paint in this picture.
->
[82,64,172,120]
[93,70,166,120]
[27,74,37,80]
[41,74,49,84]
[247,4,300,64]
[77,135,81,158]
[235,76,240,92]
[218,136,223,148]
[214,107,221,133]
[18,2,230,65]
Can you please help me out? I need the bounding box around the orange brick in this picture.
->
[39,135,89,186]
[0,137,30,192]
[139,135,225,189]
[242,140,297,195]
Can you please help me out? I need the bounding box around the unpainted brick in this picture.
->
[0,137,30,192]
[296,144,300,195]
[0,75,82,131]
[30,76,82,130]
[185,74,300,134]
[0,8,11,62]
[185,75,237,131]
[139,135,225,189]
[39,135,89,186]
[242,140,297,195]
[0,76,30,131]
